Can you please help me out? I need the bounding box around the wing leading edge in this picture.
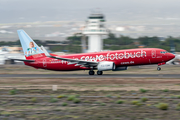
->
[41,46,98,67]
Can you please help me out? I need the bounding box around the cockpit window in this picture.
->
[160,51,168,54]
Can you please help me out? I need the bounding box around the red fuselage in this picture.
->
[24,48,175,71]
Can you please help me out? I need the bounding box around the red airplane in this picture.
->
[11,30,175,75]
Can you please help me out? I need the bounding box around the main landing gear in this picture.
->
[97,71,103,75]
[89,70,103,75]
[89,67,94,75]
[89,71,95,75]
[88,67,103,75]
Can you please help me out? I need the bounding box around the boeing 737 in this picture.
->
[11,30,175,75]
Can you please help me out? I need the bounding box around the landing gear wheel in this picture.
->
[157,67,161,71]
[89,71,95,75]
[97,71,103,75]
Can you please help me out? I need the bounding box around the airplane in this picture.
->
[0,46,24,64]
[10,30,175,75]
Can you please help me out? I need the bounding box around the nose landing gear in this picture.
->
[157,62,165,71]
[157,66,161,71]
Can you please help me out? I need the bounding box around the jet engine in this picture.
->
[97,62,128,71]
[97,61,115,71]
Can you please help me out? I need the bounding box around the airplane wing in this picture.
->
[41,46,98,67]
[8,58,35,62]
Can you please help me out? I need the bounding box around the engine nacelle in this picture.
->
[113,66,128,71]
[97,61,115,71]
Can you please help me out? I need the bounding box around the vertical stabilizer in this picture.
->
[17,30,44,57]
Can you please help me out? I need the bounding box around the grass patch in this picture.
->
[75,94,80,98]
[106,95,112,98]
[31,97,37,103]
[116,95,121,98]
[141,97,148,102]
[94,101,101,104]
[156,103,168,110]
[73,98,81,103]
[176,95,180,99]
[62,102,68,106]
[139,89,148,93]
[115,100,124,104]
[176,106,180,111]
[163,89,169,92]
[57,95,66,98]
[100,103,106,106]
[131,100,140,105]
[176,103,180,110]
[178,103,180,106]
[9,89,17,95]
[50,98,58,103]
[2,101,7,104]
[131,100,142,106]
[67,95,76,101]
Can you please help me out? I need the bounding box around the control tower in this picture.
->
[82,12,108,52]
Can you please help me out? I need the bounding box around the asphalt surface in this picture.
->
[0,74,180,78]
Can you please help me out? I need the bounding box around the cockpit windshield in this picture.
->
[160,51,168,54]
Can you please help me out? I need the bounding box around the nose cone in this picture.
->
[168,53,175,60]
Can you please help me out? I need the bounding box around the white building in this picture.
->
[82,13,108,52]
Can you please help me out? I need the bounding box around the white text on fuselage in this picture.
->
[79,50,146,62]
[50,50,146,64]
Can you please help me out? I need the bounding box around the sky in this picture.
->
[1,0,180,23]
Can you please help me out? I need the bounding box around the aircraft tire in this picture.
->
[97,71,103,75]
[157,67,161,71]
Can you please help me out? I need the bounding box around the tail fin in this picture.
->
[17,30,44,57]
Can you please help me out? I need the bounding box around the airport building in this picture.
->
[82,12,108,52]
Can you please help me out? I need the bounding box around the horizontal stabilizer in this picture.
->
[8,58,35,62]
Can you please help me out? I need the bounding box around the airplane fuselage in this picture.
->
[24,48,175,71]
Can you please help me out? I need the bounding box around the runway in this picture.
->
[0,74,180,78]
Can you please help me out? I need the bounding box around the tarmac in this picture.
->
[0,74,180,78]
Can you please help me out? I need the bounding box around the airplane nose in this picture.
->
[168,53,175,60]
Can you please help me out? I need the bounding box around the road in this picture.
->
[0,74,179,78]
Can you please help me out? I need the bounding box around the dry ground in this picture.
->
[0,65,180,120]
[0,64,180,74]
